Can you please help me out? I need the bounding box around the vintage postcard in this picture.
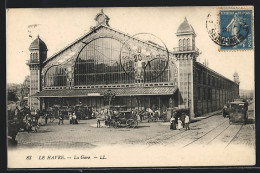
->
[6,6,255,168]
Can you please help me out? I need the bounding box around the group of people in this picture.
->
[170,111,190,131]
[96,108,115,128]
[69,112,78,125]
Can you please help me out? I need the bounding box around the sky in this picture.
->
[6,7,254,90]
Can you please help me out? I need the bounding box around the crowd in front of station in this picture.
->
[9,100,192,134]
[170,110,190,131]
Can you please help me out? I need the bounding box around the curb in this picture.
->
[190,110,222,123]
[160,110,222,126]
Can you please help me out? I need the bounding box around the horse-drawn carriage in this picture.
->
[110,110,138,128]
[96,105,138,128]
[7,105,37,142]
[8,115,21,142]
[74,104,94,120]
[138,108,167,122]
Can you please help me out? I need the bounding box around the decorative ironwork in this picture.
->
[173,46,199,52]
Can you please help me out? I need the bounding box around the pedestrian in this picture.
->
[72,112,78,124]
[97,119,101,128]
[223,105,228,118]
[181,113,185,128]
[184,114,190,130]
[26,117,33,133]
[69,112,73,124]
[58,111,64,125]
[136,111,140,125]
[44,113,48,125]
[140,111,143,122]
[170,116,176,130]
[177,117,182,130]
[35,109,40,124]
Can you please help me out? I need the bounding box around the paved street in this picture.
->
[8,105,255,167]
[11,108,255,151]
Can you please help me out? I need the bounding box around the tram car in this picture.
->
[228,101,248,125]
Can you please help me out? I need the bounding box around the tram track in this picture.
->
[205,123,231,145]
[224,124,243,149]
[182,118,229,148]
[146,130,188,146]
[145,114,226,147]
[144,116,220,146]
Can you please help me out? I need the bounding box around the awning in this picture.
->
[31,86,178,98]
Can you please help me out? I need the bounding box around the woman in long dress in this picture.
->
[177,118,182,130]
[170,116,176,130]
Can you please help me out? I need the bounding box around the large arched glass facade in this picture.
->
[44,66,67,87]
[74,37,170,85]
[74,38,134,85]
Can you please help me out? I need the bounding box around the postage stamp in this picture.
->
[206,7,253,51]
[219,10,253,50]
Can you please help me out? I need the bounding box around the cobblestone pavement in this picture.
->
[11,108,255,151]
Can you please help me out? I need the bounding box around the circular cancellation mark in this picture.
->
[119,33,170,82]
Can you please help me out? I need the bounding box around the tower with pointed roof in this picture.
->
[174,17,199,118]
[27,35,48,111]
[233,72,240,85]
[176,17,196,52]
[233,72,240,97]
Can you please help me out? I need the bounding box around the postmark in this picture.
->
[206,8,253,51]
[119,33,169,83]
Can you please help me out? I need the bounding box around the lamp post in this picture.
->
[104,89,116,106]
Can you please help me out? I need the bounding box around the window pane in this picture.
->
[44,66,66,87]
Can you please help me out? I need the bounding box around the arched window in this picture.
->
[183,38,187,51]
[179,39,183,51]
[30,53,33,61]
[44,66,67,87]
[33,53,37,62]
[74,37,169,85]
[187,38,190,50]
[74,38,135,85]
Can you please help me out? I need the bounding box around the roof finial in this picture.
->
[37,34,39,38]
[184,17,187,22]
[101,9,104,13]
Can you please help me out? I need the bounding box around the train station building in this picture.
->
[28,10,239,118]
